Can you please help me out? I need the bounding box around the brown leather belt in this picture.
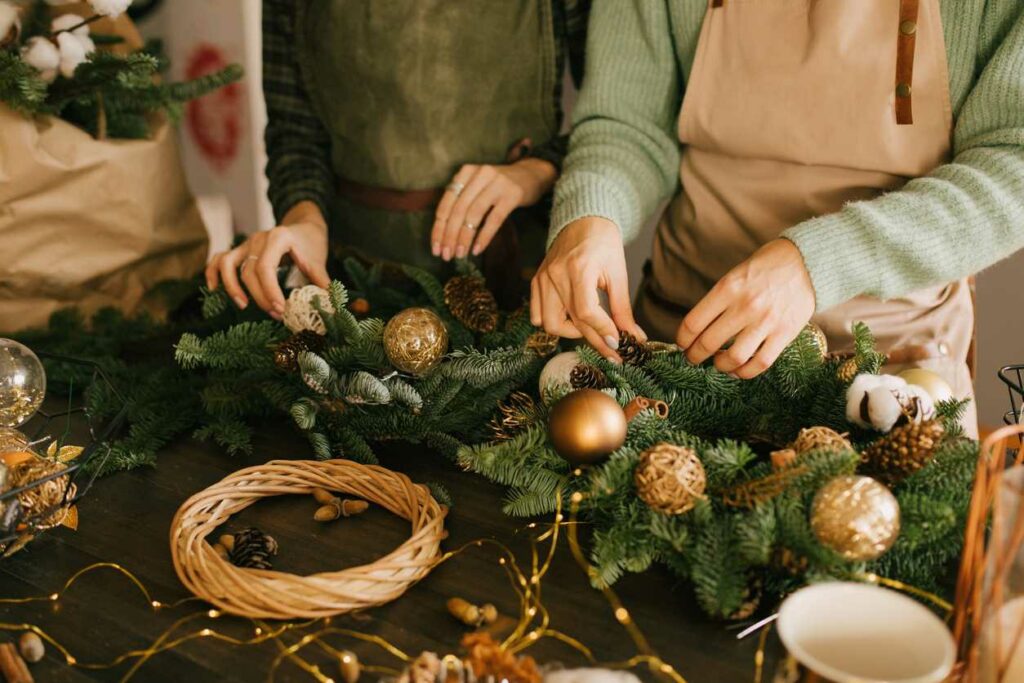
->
[337,177,445,213]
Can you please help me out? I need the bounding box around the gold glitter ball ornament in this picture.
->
[0,339,46,429]
[383,307,449,375]
[548,389,627,465]
[811,475,900,561]
[804,322,828,361]
[634,443,707,515]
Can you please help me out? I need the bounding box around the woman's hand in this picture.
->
[432,158,557,260]
[530,217,646,363]
[677,238,816,379]
[205,201,331,319]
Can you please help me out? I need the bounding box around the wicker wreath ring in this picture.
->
[170,459,447,619]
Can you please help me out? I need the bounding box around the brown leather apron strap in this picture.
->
[896,0,921,125]
[337,178,445,213]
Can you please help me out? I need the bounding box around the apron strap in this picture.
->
[896,0,921,125]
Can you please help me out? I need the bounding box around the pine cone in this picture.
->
[444,275,499,333]
[837,357,859,383]
[727,577,762,621]
[274,330,326,372]
[861,419,945,484]
[618,331,652,366]
[569,363,608,390]
[229,527,279,570]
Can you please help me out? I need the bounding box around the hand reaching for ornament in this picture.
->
[205,201,331,320]
[530,217,646,363]
[432,158,557,261]
[679,239,816,379]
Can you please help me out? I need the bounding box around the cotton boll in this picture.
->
[865,385,906,433]
[21,36,61,83]
[0,1,20,45]
[904,384,937,422]
[544,669,642,683]
[846,374,883,428]
[88,0,133,17]
[51,13,90,38]
[56,31,88,79]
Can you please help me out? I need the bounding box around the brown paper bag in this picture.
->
[0,104,208,333]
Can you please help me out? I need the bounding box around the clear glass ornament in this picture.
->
[0,339,46,428]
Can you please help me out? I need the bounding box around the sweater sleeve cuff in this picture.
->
[548,172,641,248]
[782,213,879,312]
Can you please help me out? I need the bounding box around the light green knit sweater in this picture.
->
[551,0,1024,312]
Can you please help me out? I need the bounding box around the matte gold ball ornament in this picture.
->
[383,308,449,375]
[547,389,627,465]
[897,367,954,403]
[810,475,900,561]
[634,443,707,515]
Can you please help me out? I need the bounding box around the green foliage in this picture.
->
[1,4,243,139]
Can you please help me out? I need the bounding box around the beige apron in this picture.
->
[636,0,976,432]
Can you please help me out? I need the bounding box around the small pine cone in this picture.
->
[837,357,859,383]
[775,547,809,576]
[444,275,499,333]
[618,331,652,366]
[274,330,326,372]
[727,577,762,621]
[229,527,278,569]
[861,419,945,484]
[569,363,608,390]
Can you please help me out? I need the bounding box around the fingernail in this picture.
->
[432,242,440,256]
[728,372,739,380]
[442,247,451,261]
[603,335,619,350]
[233,297,247,309]
[472,245,482,256]
[456,245,466,258]
[274,303,285,314]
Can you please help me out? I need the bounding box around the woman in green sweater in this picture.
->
[534,0,1024,430]
[207,0,589,315]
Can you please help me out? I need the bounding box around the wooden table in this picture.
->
[0,426,773,682]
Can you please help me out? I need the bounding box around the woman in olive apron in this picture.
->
[207,0,588,314]
[533,0,1024,436]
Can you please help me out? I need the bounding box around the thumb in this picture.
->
[606,270,646,342]
[291,249,331,289]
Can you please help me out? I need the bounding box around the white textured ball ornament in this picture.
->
[898,368,954,404]
[539,350,581,403]
[283,285,335,335]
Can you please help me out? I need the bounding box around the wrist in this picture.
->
[282,200,328,231]
[511,158,558,203]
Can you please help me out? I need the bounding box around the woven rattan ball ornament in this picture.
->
[791,426,852,455]
[811,475,900,561]
[548,389,627,465]
[634,443,706,515]
[383,307,449,375]
[282,285,335,335]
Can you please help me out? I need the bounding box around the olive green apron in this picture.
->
[295,0,558,279]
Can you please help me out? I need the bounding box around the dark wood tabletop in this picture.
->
[0,425,775,683]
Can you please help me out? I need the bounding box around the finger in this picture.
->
[685,308,749,366]
[218,248,249,310]
[605,266,645,342]
[256,234,292,317]
[540,273,581,339]
[433,165,476,256]
[714,322,770,375]
[569,274,622,361]
[442,167,494,260]
[205,253,224,290]
[241,253,273,315]
[677,283,731,350]
[291,248,331,289]
[472,198,515,257]
[736,332,789,380]
[456,188,502,258]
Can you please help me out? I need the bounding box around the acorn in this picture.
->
[312,488,337,505]
[314,499,369,522]
[18,632,44,664]
[447,597,481,626]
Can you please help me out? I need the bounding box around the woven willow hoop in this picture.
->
[170,459,447,619]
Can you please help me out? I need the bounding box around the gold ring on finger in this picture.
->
[241,255,257,271]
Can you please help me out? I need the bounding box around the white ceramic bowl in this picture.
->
[777,582,955,683]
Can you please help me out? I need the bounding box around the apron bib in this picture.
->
[636,0,976,432]
[295,0,558,275]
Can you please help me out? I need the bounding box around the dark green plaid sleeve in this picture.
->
[262,0,335,223]
[527,0,590,172]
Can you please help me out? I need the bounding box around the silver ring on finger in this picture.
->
[447,181,465,197]
[464,221,475,232]
[241,255,258,272]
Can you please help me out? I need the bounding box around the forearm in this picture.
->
[549,0,683,247]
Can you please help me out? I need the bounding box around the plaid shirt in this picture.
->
[262,0,590,223]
